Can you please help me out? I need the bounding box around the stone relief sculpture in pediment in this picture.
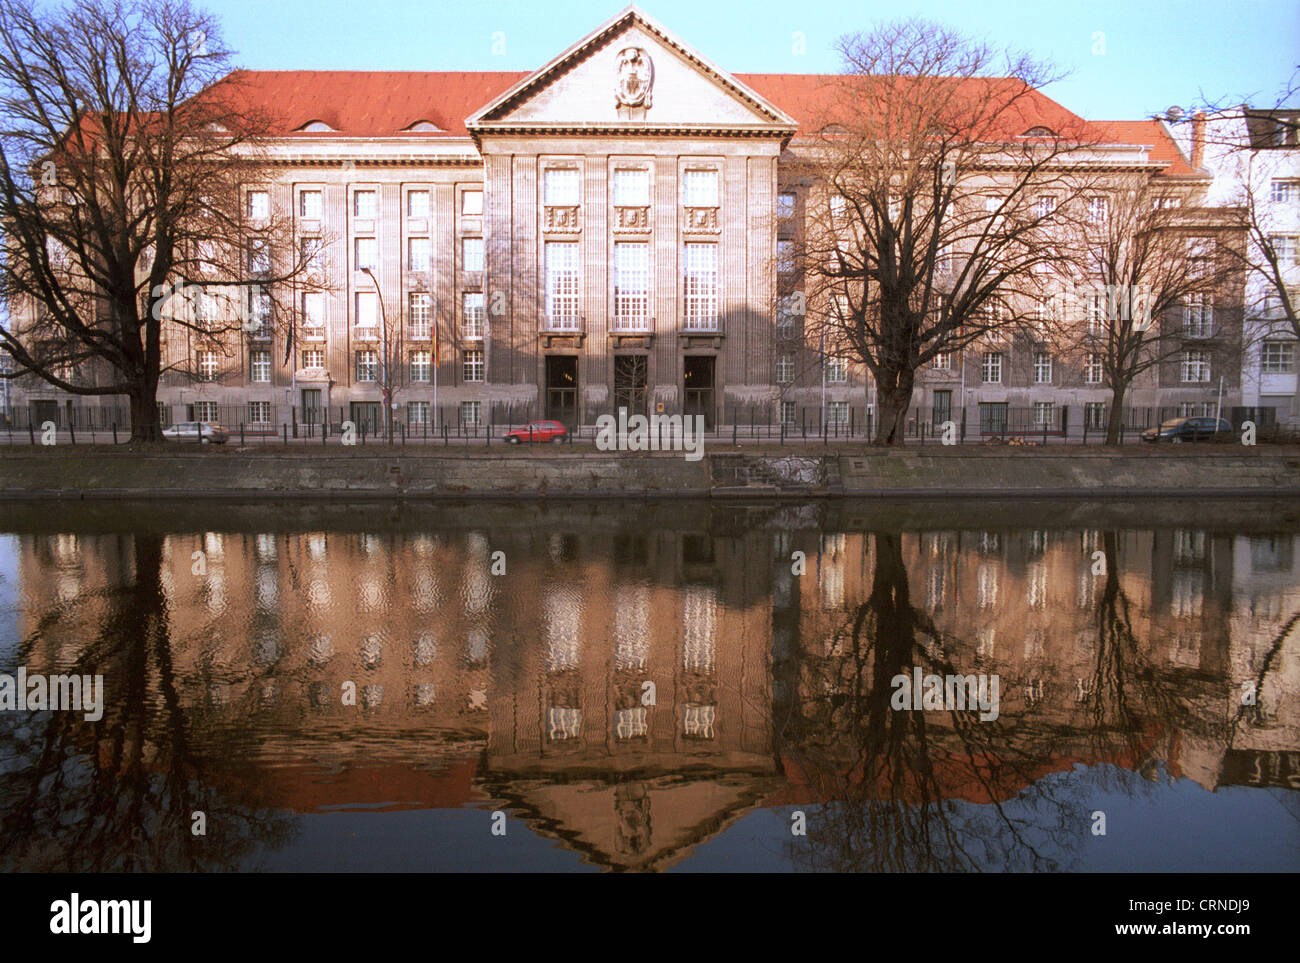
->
[615,47,654,110]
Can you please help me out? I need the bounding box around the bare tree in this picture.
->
[783,19,1099,444]
[0,0,322,442]
[1052,174,1245,444]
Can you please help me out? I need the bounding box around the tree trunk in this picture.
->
[129,382,163,444]
[873,366,915,445]
[1104,382,1127,446]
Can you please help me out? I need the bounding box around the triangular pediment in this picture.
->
[466,6,796,136]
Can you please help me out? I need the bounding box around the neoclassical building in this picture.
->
[4,6,1248,433]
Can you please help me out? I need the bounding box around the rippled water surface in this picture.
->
[0,498,1297,872]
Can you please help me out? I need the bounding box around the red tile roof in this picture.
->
[1089,119,1203,176]
[221,69,526,137]
[218,69,1195,175]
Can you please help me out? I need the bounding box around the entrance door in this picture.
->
[932,389,952,428]
[979,402,1008,435]
[30,400,59,428]
[546,356,578,426]
[613,355,648,417]
[683,356,715,429]
[301,389,322,425]
[350,402,382,434]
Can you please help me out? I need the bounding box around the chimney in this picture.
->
[1191,111,1206,169]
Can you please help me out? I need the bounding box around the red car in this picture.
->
[504,420,569,444]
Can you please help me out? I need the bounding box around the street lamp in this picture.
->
[359,266,392,440]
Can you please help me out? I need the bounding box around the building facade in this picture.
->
[1178,107,1300,425]
[2,7,1257,434]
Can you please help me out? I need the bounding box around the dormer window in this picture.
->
[1023,126,1055,137]
[297,120,334,133]
[404,120,442,133]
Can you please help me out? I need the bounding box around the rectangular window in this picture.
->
[544,168,581,206]
[776,354,794,383]
[247,289,272,335]
[777,239,794,274]
[408,292,432,339]
[355,291,378,330]
[1271,180,1299,204]
[683,242,718,330]
[300,237,325,274]
[408,237,431,272]
[299,190,322,220]
[981,352,1003,384]
[460,400,481,427]
[462,292,485,339]
[407,401,430,426]
[1261,340,1295,373]
[355,349,378,382]
[462,237,484,272]
[247,190,270,219]
[1186,237,1215,277]
[301,348,324,369]
[353,190,377,218]
[193,401,218,422]
[826,356,848,383]
[197,350,219,382]
[830,194,848,219]
[683,169,719,207]
[1085,352,1104,384]
[1184,293,1213,336]
[463,348,484,382]
[545,241,580,329]
[1033,401,1055,427]
[1263,340,1294,374]
[409,350,431,382]
[250,349,271,383]
[407,191,430,218]
[1033,351,1053,384]
[248,401,271,425]
[1087,291,1106,333]
[827,401,849,425]
[1036,195,1057,219]
[613,169,650,207]
[1084,402,1106,430]
[781,400,796,425]
[932,352,952,370]
[1087,196,1109,225]
[247,239,270,275]
[1270,235,1299,265]
[777,295,799,339]
[1181,349,1211,383]
[461,190,483,216]
[613,242,650,328]
[777,191,796,219]
[354,237,377,272]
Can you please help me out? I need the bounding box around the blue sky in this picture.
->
[207,0,1298,120]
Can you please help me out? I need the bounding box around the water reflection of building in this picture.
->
[8,517,1300,869]
[477,527,779,870]
[780,528,1300,798]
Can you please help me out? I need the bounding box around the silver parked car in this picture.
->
[162,421,229,444]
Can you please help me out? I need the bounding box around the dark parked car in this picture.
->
[503,420,568,444]
[1140,416,1233,444]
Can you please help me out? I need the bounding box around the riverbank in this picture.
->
[2,446,1299,499]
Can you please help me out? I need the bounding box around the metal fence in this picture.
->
[0,400,1287,446]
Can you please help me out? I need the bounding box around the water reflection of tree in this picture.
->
[779,531,1198,873]
[0,534,296,871]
